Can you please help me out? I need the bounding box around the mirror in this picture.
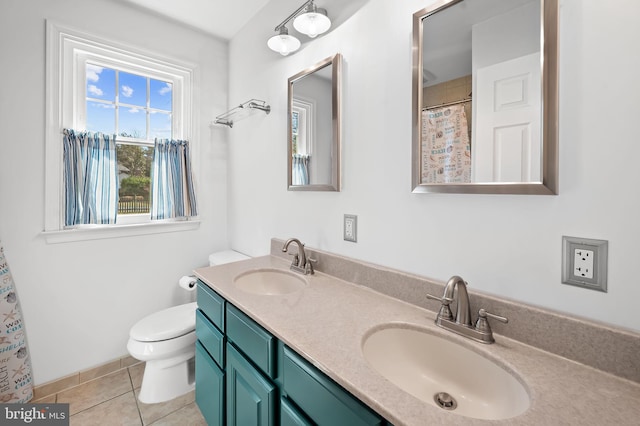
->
[288,53,342,191]
[412,0,558,194]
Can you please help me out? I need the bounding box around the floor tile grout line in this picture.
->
[128,366,145,425]
[66,389,136,418]
[144,401,195,426]
[61,368,137,418]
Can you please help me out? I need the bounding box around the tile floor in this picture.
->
[32,363,206,425]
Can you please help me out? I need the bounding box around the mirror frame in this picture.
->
[287,53,342,191]
[412,0,558,194]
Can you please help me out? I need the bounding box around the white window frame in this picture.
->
[43,21,199,243]
[292,97,315,156]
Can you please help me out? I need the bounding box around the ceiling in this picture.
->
[119,0,272,40]
[118,0,369,42]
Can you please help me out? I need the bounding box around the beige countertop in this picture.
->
[194,255,640,426]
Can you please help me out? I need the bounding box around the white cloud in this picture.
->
[86,64,103,83]
[159,83,172,95]
[87,84,103,97]
[121,85,134,98]
[88,102,114,109]
[128,108,140,113]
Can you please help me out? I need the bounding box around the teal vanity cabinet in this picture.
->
[195,280,388,426]
[225,304,277,425]
[195,283,227,426]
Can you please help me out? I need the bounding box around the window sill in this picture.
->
[41,220,200,244]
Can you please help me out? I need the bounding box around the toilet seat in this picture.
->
[130,302,197,342]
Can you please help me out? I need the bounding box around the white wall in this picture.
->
[228,0,640,333]
[0,0,229,384]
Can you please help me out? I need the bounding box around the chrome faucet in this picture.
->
[427,276,508,344]
[281,238,315,275]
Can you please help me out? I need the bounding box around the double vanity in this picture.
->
[193,239,640,425]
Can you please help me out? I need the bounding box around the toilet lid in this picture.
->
[130,302,197,342]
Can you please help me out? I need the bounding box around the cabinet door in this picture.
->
[281,396,313,426]
[282,346,384,426]
[195,342,224,426]
[226,343,276,426]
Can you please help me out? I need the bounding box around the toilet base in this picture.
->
[137,352,195,404]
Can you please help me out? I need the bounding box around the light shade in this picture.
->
[267,27,301,56]
[293,7,331,38]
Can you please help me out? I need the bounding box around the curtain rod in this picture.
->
[424,98,472,111]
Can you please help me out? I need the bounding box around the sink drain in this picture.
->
[434,392,457,411]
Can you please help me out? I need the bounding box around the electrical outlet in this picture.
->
[562,236,608,292]
[344,214,357,242]
[573,248,594,279]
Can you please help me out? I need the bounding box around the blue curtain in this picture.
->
[63,129,118,226]
[151,139,198,220]
[292,154,310,185]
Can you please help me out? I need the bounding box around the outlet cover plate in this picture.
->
[561,236,608,292]
[344,214,357,242]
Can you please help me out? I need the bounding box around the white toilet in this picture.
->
[127,250,250,404]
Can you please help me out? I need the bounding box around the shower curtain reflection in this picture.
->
[421,104,471,183]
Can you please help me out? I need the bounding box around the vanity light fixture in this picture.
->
[267,27,301,56]
[293,3,331,38]
[267,0,331,56]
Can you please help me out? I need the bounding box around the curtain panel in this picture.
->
[292,154,310,186]
[151,139,198,220]
[62,129,118,226]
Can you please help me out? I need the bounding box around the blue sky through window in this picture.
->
[85,63,172,139]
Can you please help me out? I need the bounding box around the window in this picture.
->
[45,22,197,240]
[292,98,314,156]
[84,64,174,217]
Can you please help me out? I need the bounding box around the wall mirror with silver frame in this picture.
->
[288,53,342,191]
[412,0,558,194]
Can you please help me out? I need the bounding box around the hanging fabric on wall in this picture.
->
[0,242,33,403]
[151,139,198,220]
[292,154,310,185]
[421,104,471,183]
[63,129,118,226]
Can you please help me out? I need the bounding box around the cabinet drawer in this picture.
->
[195,342,224,426]
[282,346,384,426]
[226,304,276,379]
[197,281,225,330]
[196,309,224,368]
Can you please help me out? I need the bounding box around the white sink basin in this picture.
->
[362,326,530,420]
[233,268,307,295]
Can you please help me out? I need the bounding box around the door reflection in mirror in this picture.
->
[412,0,558,194]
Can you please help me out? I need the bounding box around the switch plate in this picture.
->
[344,214,357,243]
[561,236,608,292]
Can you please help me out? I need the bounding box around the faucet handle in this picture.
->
[479,309,508,323]
[474,308,508,336]
[288,252,300,266]
[426,293,454,321]
[426,293,453,305]
[304,257,317,274]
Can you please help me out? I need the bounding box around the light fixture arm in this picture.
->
[273,0,314,31]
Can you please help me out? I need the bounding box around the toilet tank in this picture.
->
[209,250,250,266]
